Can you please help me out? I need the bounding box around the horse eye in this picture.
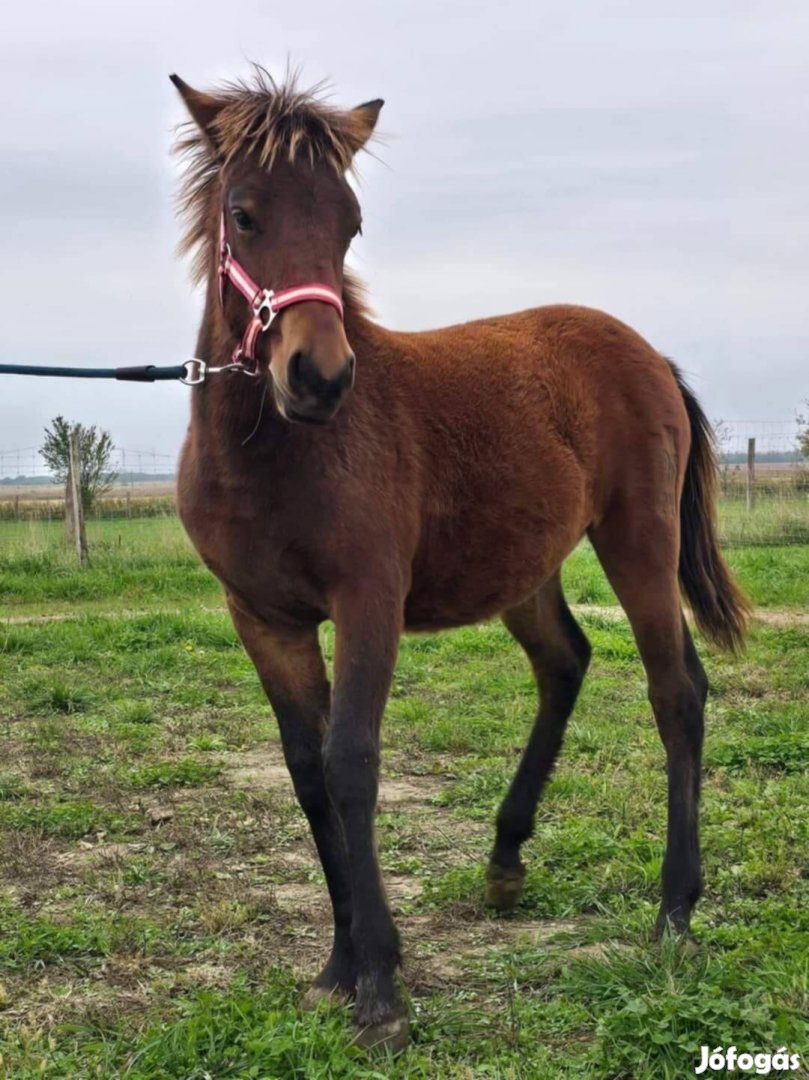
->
[232,208,254,233]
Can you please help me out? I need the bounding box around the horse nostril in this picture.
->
[288,351,319,396]
[287,350,355,404]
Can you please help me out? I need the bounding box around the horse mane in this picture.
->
[174,66,373,317]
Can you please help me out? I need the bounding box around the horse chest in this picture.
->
[178,474,331,623]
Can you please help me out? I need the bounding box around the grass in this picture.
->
[718,488,809,547]
[0,519,807,1078]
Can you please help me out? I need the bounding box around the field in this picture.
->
[0,482,176,503]
[0,518,807,1078]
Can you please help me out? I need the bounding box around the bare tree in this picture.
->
[40,417,117,511]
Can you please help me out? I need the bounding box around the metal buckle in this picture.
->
[181,359,207,385]
[182,358,263,386]
[253,289,277,331]
[227,358,261,378]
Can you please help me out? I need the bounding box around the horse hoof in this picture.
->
[354,1013,410,1054]
[485,864,526,912]
[301,984,352,1011]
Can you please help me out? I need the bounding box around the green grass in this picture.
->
[0,798,128,839]
[718,491,809,547]
[0,516,214,613]
[3,513,809,613]
[125,758,225,789]
[0,518,807,1078]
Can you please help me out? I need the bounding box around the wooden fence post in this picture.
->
[67,430,89,565]
[746,437,756,513]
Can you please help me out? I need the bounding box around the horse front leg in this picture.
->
[324,582,407,1052]
[226,599,356,1004]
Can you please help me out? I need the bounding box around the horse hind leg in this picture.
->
[487,572,591,911]
[589,511,705,935]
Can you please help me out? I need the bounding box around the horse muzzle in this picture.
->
[275,350,355,425]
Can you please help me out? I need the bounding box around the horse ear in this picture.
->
[170,74,222,147]
[347,99,384,155]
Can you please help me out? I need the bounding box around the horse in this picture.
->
[171,68,749,1052]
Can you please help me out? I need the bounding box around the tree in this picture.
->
[799,404,809,459]
[40,417,117,511]
[712,418,733,480]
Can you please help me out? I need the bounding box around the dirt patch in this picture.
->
[225,749,447,809]
[379,776,445,806]
[265,877,585,988]
[55,842,138,868]
[746,609,809,628]
[402,914,583,984]
[272,873,424,916]
[573,603,809,629]
[226,749,292,794]
[273,881,324,910]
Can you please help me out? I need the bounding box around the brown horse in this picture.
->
[171,69,748,1052]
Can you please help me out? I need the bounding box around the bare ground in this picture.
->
[0,740,596,1029]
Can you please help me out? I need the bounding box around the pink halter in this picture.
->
[218,213,344,369]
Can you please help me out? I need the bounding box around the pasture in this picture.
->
[0,517,807,1078]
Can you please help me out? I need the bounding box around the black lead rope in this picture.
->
[0,359,257,385]
[0,363,191,383]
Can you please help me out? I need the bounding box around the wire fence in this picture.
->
[0,447,177,486]
[714,421,808,546]
[0,448,177,522]
[0,422,807,545]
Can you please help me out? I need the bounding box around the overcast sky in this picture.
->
[1,0,807,466]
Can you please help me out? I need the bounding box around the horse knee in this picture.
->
[323,732,379,815]
[284,750,329,818]
[539,646,589,712]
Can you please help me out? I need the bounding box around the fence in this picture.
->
[1,423,808,546]
[715,421,808,546]
[0,446,177,485]
[0,447,177,523]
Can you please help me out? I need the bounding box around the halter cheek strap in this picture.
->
[218,213,344,369]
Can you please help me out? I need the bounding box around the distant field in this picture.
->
[0,479,175,503]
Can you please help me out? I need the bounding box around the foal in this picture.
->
[172,70,748,1052]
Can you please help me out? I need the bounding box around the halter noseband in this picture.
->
[218,212,344,371]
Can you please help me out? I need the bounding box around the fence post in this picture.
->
[67,430,89,565]
[746,437,756,513]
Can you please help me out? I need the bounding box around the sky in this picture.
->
[0,0,807,468]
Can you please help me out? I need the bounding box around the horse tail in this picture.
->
[669,361,750,651]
